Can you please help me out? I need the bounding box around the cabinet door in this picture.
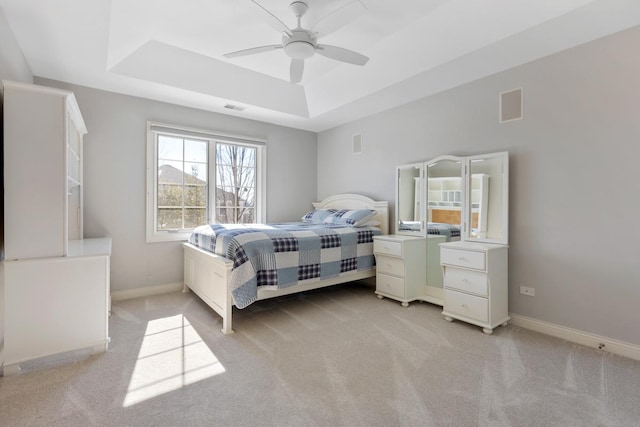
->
[4,256,110,367]
[3,85,66,259]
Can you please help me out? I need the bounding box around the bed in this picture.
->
[183,194,389,334]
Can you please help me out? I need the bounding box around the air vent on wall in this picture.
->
[499,88,523,123]
[352,134,362,154]
[224,104,246,112]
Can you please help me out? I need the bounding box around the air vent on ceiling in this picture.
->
[499,88,523,123]
[352,134,362,154]
[224,104,246,112]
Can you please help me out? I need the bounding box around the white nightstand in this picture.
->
[373,235,426,307]
[440,241,509,334]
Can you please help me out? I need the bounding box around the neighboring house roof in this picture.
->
[158,164,249,205]
[158,164,205,185]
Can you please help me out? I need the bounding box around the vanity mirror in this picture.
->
[464,151,509,244]
[426,155,464,241]
[395,163,424,236]
[381,151,509,311]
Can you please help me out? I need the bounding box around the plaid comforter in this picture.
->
[188,222,382,308]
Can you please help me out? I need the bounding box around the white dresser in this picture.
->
[3,238,112,375]
[373,235,427,307]
[440,241,509,334]
[1,81,111,375]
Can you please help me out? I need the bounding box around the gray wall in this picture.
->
[36,78,318,294]
[0,8,32,84]
[318,26,640,345]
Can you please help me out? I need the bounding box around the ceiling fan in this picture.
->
[223,0,369,84]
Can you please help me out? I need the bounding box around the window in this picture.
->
[146,122,266,242]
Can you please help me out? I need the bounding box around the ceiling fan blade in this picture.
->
[223,44,282,58]
[248,0,293,37]
[316,44,369,66]
[311,0,366,38]
[290,59,304,83]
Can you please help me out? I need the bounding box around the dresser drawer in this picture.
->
[444,268,488,296]
[444,289,488,323]
[374,239,402,257]
[376,273,405,298]
[441,248,485,270]
[376,255,405,277]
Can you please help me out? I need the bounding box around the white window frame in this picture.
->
[146,122,266,243]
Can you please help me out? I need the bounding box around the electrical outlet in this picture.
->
[520,286,536,297]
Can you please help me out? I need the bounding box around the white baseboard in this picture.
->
[509,313,640,361]
[111,282,183,302]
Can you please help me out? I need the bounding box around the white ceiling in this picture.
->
[2,0,639,132]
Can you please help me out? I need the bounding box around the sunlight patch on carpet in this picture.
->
[123,314,225,407]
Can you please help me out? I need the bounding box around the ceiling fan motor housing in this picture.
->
[289,1,309,17]
[283,30,316,59]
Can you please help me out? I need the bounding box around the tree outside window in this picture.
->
[215,143,256,224]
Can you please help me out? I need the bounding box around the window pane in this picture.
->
[155,133,209,233]
[184,208,207,228]
[214,143,257,224]
[185,185,207,207]
[243,187,255,207]
[158,184,182,207]
[240,208,255,223]
[184,162,207,184]
[215,206,233,224]
[184,139,207,163]
[158,136,183,161]
[157,208,183,230]
[158,160,185,184]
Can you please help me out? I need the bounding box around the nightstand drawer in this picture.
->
[441,248,485,270]
[444,268,488,296]
[444,289,488,323]
[376,273,405,298]
[374,240,402,257]
[376,255,405,277]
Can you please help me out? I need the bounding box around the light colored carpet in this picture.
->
[1,282,639,426]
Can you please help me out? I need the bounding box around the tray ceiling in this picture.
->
[1,0,639,131]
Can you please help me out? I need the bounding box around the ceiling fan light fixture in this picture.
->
[284,40,315,59]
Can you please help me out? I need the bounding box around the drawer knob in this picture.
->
[463,278,469,283]
[458,257,467,262]
[462,304,468,309]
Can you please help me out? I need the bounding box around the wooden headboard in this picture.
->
[431,208,478,229]
[313,194,389,235]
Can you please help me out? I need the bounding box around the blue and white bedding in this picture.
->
[188,222,382,309]
[427,222,460,240]
[397,221,461,240]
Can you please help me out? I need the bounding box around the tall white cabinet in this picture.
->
[1,81,111,375]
